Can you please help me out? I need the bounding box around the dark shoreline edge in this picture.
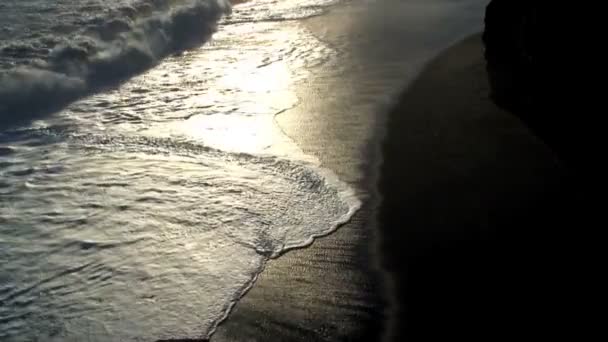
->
[164,31,577,342]
[377,33,577,341]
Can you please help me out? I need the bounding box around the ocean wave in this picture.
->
[0,130,360,340]
[0,0,231,125]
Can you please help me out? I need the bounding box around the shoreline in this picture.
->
[377,34,572,340]
[212,2,503,342]
[214,31,573,341]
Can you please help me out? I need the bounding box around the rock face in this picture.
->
[483,1,582,165]
[482,0,535,112]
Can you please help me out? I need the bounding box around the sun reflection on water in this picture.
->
[133,22,313,156]
[174,60,296,154]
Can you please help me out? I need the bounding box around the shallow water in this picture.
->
[1,0,488,340]
[0,132,357,341]
[1,1,358,340]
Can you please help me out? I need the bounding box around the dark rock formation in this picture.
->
[482,1,588,169]
[481,0,590,166]
[483,0,534,112]
[483,5,596,339]
[483,0,589,172]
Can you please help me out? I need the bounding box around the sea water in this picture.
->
[1,1,358,340]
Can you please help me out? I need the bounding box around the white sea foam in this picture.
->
[0,131,359,341]
[0,0,356,340]
[0,0,342,123]
[1,0,231,122]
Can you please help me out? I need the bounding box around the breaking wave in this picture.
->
[0,0,231,124]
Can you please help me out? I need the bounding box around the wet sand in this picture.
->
[211,2,576,342]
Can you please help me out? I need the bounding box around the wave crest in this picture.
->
[0,0,231,124]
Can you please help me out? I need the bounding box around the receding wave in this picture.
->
[0,130,360,340]
[0,0,231,124]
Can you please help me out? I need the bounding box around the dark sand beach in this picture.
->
[212,21,577,342]
[212,2,581,342]
[377,34,578,341]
